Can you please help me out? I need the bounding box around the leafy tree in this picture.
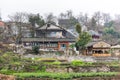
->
[70,44,75,55]
[75,23,91,54]
[28,13,45,37]
[59,10,78,29]
[104,27,115,35]
[91,17,96,27]
[28,13,45,27]
[75,23,82,34]
[69,17,79,27]
[105,21,114,27]
[32,46,40,55]
[76,32,91,54]
[103,27,120,39]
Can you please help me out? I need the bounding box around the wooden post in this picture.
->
[58,42,60,50]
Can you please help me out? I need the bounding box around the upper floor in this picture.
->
[34,23,75,39]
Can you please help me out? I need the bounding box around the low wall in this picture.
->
[16,76,120,80]
[46,65,119,73]
[6,64,119,73]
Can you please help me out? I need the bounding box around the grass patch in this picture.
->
[71,60,93,66]
[13,72,118,79]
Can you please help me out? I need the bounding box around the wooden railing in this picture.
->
[92,53,111,57]
[22,38,75,42]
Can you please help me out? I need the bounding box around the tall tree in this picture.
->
[59,13,66,19]
[58,10,78,29]
[76,32,91,55]
[89,17,97,30]
[66,10,73,19]
[78,13,89,27]
[93,11,102,26]
[102,13,111,27]
[66,10,78,28]
[28,13,45,27]
[76,23,82,34]
[8,12,28,23]
[45,13,56,24]
[75,23,91,54]
[8,12,29,43]
[28,13,45,37]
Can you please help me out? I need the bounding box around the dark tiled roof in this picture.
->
[37,24,62,30]
[35,23,76,38]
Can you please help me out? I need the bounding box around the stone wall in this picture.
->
[46,66,119,73]
[16,76,120,80]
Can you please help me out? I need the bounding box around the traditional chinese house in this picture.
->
[21,23,76,51]
[86,41,111,56]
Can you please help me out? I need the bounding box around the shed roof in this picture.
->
[111,45,120,49]
[86,41,111,48]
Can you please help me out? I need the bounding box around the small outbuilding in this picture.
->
[111,45,120,56]
[86,41,111,57]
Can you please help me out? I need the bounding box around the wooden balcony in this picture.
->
[21,37,76,42]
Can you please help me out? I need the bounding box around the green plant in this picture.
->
[86,62,93,66]
[71,60,93,66]
[40,66,46,72]
[13,72,118,79]
[32,46,40,55]
[52,61,61,65]
[55,52,62,56]
[0,69,16,75]
[71,60,85,66]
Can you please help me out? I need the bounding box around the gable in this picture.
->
[93,41,111,48]
[38,24,62,30]
[36,23,76,38]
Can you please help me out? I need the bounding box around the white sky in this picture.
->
[1,0,120,21]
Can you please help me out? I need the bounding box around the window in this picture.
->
[60,44,66,50]
[61,44,66,47]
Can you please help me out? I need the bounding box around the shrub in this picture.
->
[0,69,16,75]
[13,72,118,79]
[71,60,93,66]
[71,60,85,66]
[52,61,61,65]
[55,52,62,56]
[32,46,40,55]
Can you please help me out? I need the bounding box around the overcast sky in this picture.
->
[1,0,120,21]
